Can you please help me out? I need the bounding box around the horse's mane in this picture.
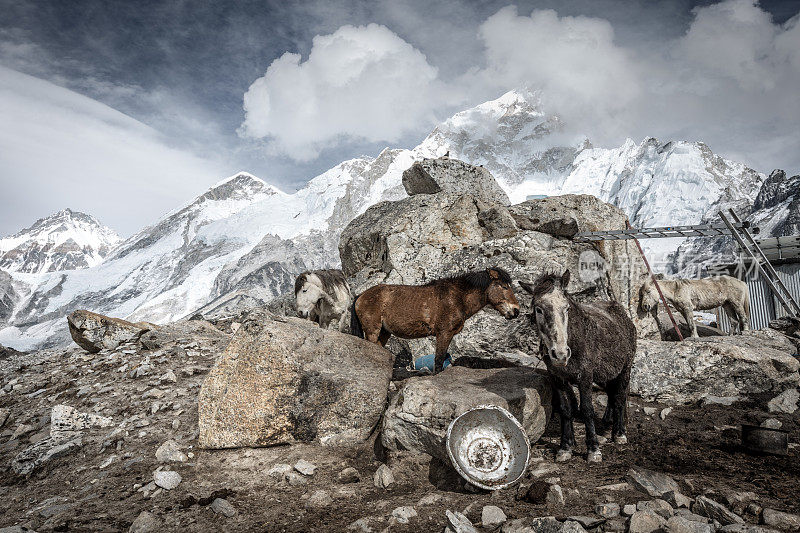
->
[295,269,346,295]
[426,267,512,290]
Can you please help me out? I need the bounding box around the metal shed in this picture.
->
[714,236,800,332]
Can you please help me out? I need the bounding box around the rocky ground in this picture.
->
[1,317,799,533]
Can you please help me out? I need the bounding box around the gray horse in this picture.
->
[521,270,637,463]
[294,269,352,332]
[639,274,750,337]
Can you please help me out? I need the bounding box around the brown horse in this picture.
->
[350,267,521,373]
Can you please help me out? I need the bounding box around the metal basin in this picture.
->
[741,424,788,456]
[446,405,530,490]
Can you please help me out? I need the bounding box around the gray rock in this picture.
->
[597,503,621,518]
[702,395,740,406]
[446,510,478,533]
[624,505,639,516]
[198,311,393,448]
[606,519,628,532]
[50,404,112,434]
[155,440,187,463]
[402,157,510,205]
[762,509,800,531]
[502,516,562,533]
[392,506,418,525]
[305,490,333,511]
[337,467,361,484]
[761,419,782,429]
[638,499,675,519]
[373,464,394,489]
[347,518,374,532]
[627,466,681,498]
[664,491,693,509]
[11,434,83,475]
[152,470,181,490]
[285,471,309,486]
[632,332,800,404]
[294,459,317,476]
[666,516,713,533]
[482,506,507,528]
[692,496,744,526]
[629,510,667,533]
[67,310,153,353]
[547,485,565,506]
[210,498,236,517]
[267,463,293,480]
[569,516,605,528]
[381,366,550,460]
[129,510,162,533]
[718,525,780,533]
[0,407,9,428]
[767,389,799,414]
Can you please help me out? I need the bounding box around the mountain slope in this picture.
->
[0,209,120,273]
[0,89,767,349]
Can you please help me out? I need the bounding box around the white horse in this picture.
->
[294,269,352,332]
[639,274,750,337]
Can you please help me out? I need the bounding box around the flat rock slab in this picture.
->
[632,331,800,404]
[67,309,154,353]
[198,311,393,449]
[381,365,551,460]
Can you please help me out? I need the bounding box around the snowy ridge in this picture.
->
[0,209,121,273]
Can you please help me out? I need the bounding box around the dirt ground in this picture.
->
[0,333,798,532]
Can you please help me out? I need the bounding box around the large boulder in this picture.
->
[402,157,510,205]
[381,365,551,460]
[198,311,393,449]
[339,191,657,362]
[631,330,800,404]
[66,310,155,353]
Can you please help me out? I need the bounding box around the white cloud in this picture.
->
[239,23,457,161]
[0,66,225,236]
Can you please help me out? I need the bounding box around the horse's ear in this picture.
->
[488,269,499,279]
[654,273,665,280]
[561,270,571,287]
[519,281,535,295]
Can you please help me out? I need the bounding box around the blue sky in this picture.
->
[1,0,798,236]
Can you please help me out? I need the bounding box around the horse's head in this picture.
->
[638,274,664,312]
[295,273,326,318]
[520,270,572,368]
[485,268,520,319]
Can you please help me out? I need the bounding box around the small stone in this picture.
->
[155,440,188,463]
[667,515,713,533]
[153,470,182,490]
[99,455,117,469]
[337,467,361,484]
[392,506,418,524]
[762,509,800,531]
[605,518,627,532]
[305,490,333,510]
[210,498,236,517]
[348,518,373,532]
[547,484,565,506]
[660,407,673,420]
[664,491,692,509]
[294,459,317,476]
[638,499,674,519]
[373,464,394,489]
[268,463,293,480]
[644,407,658,415]
[562,521,589,533]
[446,510,478,533]
[627,466,681,498]
[702,395,739,406]
[629,510,667,533]
[285,471,309,486]
[482,505,507,528]
[0,407,9,427]
[129,510,162,532]
[761,419,782,430]
[159,370,177,383]
[624,504,638,516]
[519,480,551,504]
[767,389,799,414]
[10,423,34,440]
[693,496,744,526]
[597,502,621,518]
[172,419,180,430]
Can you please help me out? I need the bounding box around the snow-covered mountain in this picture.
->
[0,209,120,274]
[0,89,768,349]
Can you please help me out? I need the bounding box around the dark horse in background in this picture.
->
[520,270,636,463]
[351,267,521,373]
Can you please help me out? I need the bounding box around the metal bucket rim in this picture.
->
[445,404,531,490]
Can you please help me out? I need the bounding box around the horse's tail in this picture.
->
[349,295,364,338]
[743,284,751,321]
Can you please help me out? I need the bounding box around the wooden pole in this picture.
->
[626,220,684,341]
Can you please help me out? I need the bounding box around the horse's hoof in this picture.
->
[587,450,603,463]
[555,449,573,462]
[597,435,608,444]
[614,435,628,445]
